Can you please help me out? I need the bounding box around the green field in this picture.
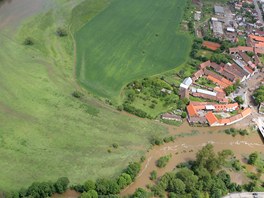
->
[0,0,168,191]
[76,0,191,102]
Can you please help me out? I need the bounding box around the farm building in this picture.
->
[214,5,225,16]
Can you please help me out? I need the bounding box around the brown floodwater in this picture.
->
[0,0,46,30]
[121,121,264,196]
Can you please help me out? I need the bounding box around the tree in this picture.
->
[80,190,98,198]
[123,162,141,181]
[95,178,120,195]
[248,152,258,165]
[54,177,70,194]
[84,180,96,192]
[167,178,186,194]
[234,96,244,105]
[176,168,198,193]
[150,170,157,180]
[253,86,264,104]
[156,155,171,168]
[181,112,187,118]
[132,188,152,198]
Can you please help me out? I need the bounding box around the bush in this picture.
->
[156,155,171,168]
[150,170,157,180]
[112,143,118,149]
[56,27,67,37]
[150,137,163,146]
[123,103,148,118]
[72,91,83,98]
[248,152,258,165]
[123,162,141,181]
[24,37,34,45]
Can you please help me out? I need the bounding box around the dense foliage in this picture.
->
[149,144,243,197]
[73,162,141,197]
[4,177,69,198]
[253,86,264,104]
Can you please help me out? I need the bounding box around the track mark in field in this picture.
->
[0,101,37,122]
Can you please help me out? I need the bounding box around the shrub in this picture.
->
[248,152,258,165]
[72,91,83,98]
[112,143,118,149]
[24,37,34,45]
[150,170,157,180]
[156,155,171,168]
[56,27,67,37]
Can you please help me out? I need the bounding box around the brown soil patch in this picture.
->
[52,190,80,198]
[202,41,221,51]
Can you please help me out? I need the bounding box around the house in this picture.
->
[187,104,198,117]
[180,77,193,89]
[188,116,207,124]
[199,60,211,69]
[161,113,182,122]
[205,112,219,126]
[161,88,172,95]
[192,69,204,81]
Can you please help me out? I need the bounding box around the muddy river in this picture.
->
[121,122,264,196]
[0,0,46,30]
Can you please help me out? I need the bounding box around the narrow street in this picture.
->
[253,0,264,24]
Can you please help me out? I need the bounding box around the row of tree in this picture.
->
[71,162,141,198]
[4,177,69,198]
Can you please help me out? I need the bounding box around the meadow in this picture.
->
[75,0,191,102]
[0,0,168,191]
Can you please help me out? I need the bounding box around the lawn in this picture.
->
[0,0,168,191]
[75,0,192,102]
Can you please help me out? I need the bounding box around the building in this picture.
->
[180,77,193,89]
[212,21,224,37]
[161,113,182,122]
[214,5,225,16]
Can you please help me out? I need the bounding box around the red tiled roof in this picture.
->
[241,108,252,117]
[205,112,218,126]
[199,60,211,69]
[249,34,264,42]
[187,104,198,117]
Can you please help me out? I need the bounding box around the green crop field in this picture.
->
[0,0,169,191]
[75,0,191,102]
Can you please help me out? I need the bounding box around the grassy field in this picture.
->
[0,0,168,191]
[75,0,192,102]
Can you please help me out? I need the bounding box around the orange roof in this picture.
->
[200,60,211,69]
[219,118,230,125]
[241,108,252,117]
[207,75,229,88]
[205,112,218,126]
[187,104,198,117]
[237,46,254,52]
[255,42,264,47]
[249,34,264,42]
[214,87,224,93]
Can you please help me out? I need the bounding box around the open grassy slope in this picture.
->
[0,0,167,191]
[75,0,191,102]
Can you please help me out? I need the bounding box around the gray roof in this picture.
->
[214,5,224,14]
